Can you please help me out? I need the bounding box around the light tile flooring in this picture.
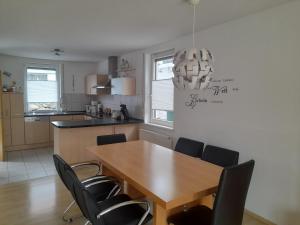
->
[0,148,56,185]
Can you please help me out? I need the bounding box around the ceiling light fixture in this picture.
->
[51,48,64,56]
[172,0,214,90]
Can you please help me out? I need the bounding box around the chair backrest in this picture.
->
[66,170,94,220]
[81,186,103,224]
[174,137,204,158]
[65,168,117,221]
[202,145,239,167]
[53,154,75,191]
[212,160,255,225]
[97,133,127,145]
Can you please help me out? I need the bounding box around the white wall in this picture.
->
[0,54,97,94]
[98,1,300,224]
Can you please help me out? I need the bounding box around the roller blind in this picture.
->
[26,68,58,110]
[152,79,173,111]
[151,54,174,111]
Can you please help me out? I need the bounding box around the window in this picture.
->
[25,67,60,112]
[150,51,174,128]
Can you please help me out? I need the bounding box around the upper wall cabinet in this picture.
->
[85,74,110,95]
[111,77,136,96]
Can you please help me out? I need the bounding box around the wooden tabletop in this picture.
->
[87,140,222,210]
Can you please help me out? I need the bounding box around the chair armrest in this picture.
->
[81,175,108,184]
[71,162,102,175]
[97,200,151,225]
[84,179,115,188]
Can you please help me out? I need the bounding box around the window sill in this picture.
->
[143,122,174,131]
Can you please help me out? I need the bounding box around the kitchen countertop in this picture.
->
[24,111,85,117]
[51,118,143,128]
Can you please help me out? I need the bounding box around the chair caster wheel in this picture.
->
[63,217,73,223]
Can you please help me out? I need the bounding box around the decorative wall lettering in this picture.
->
[185,94,208,109]
[210,100,223,104]
[184,77,239,109]
[208,86,228,95]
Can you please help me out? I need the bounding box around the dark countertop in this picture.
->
[51,118,143,128]
[24,111,86,117]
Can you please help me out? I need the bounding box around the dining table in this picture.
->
[87,140,222,225]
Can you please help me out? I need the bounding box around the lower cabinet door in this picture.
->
[114,124,139,141]
[3,118,11,147]
[25,117,50,144]
[11,117,25,146]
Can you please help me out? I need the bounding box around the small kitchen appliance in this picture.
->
[85,105,91,113]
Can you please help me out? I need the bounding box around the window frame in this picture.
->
[24,64,61,112]
[149,50,174,128]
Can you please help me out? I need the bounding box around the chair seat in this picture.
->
[167,205,212,225]
[96,194,152,225]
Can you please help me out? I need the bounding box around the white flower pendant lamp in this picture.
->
[172,0,214,90]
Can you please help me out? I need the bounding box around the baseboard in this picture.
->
[5,142,50,151]
[245,209,277,225]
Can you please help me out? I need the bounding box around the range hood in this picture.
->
[108,56,118,78]
[86,74,111,95]
[92,80,111,89]
[92,56,118,89]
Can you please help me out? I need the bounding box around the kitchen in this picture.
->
[0,54,145,181]
[0,1,299,225]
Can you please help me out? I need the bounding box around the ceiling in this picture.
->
[0,0,293,62]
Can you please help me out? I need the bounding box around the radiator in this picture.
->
[139,129,173,149]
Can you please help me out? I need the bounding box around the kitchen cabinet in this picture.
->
[72,115,85,120]
[2,93,10,118]
[84,115,93,120]
[54,123,140,164]
[111,77,136,95]
[3,118,11,147]
[86,74,110,95]
[25,117,50,144]
[54,125,115,164]
[2,93,11,147]
[50,115,73,142]
[10,93,24,117]
[2,93,25,147]
[114,124,139,141]
[11,117,25,146]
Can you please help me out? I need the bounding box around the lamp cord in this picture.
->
[192,4,196,48]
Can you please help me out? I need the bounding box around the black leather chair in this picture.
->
[53,154,121,222]
[174,137,204,158]
[67,170,152,225]
[168,160,255,225]
[202,145,239,167]
[97,133,127,146]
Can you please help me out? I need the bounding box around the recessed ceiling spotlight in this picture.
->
[51,48,64,56]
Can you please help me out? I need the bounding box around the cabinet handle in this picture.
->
[72,75,75,92]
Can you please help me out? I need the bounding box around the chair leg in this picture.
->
[83,220,91,225]
[62,200,76,223]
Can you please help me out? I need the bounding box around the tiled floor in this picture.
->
[0,148,56,185]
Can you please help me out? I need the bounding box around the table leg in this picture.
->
[199,195,214,209]
[153,203,168,225]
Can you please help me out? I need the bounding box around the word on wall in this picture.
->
[185,77,239,109]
